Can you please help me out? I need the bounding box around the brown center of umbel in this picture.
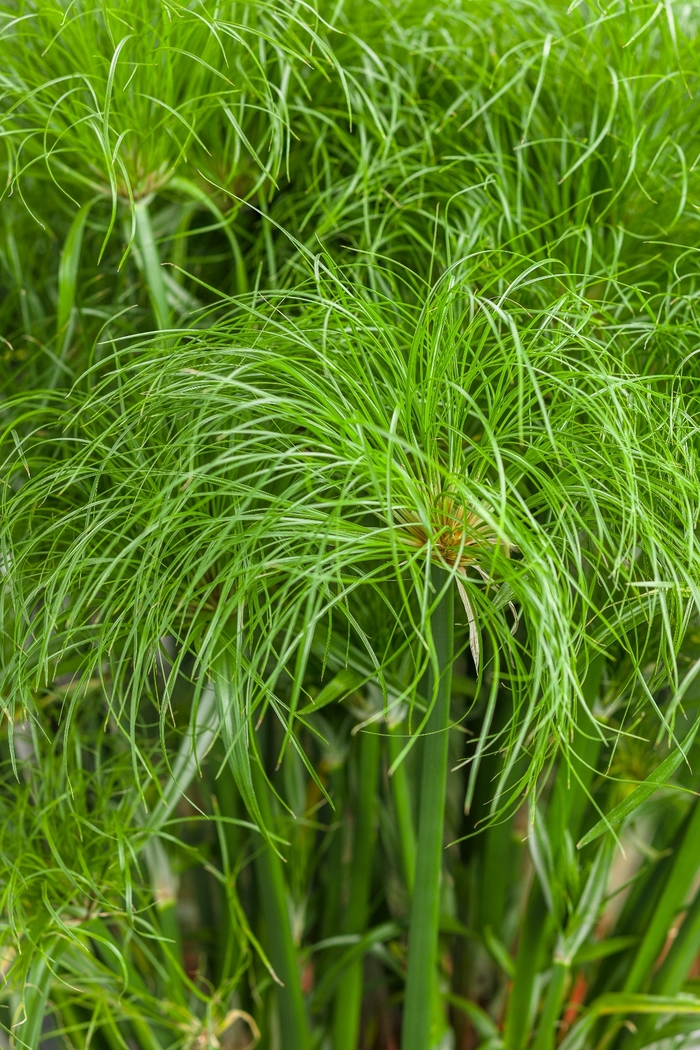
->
[394,493,515,672]
[396,494,509,571]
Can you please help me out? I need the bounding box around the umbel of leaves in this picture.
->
[0,0,333,210]
[2,256,699,809]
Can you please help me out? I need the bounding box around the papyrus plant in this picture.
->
[262,0,700,297]
[0,0,338,328]
[2,252,699,1046]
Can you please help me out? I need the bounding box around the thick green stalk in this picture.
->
[168,176,248,296]
[50,197,96,393]
[321,766,346,942]
[623,798,700,993]
[55,995,132,1050]
[464,657,518,938]
[144,837,186,1007]
[504,659,604,1050]
[597,799,700,1050]
[653,885,700,994]
[134,199,171,331]
[157,902,186,1004]
[12,939,65,1050]
[333,725,381,1050]
[210,758,245,985]
[401,571,454,1050]
[531,962,568,1050]
[122,1012,165,1050]
[388,721,417,895]
[252,761,311,1050]
[627,885,700,1050]
[504,884,550,1050]
[257,189,278,287]
[52,993,89,1050]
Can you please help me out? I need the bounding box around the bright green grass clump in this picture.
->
[2,2,700,1049]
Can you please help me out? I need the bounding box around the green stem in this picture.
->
[504,658,604,1050]
[599,798,700,1050]
[52,992,89,1050]
[531,962,569,1050]
[333,725,381,1050]
[653,882,700,994]
[144,837,186,1007]
[13,938,65,1050]
[168,175,248,296]
[321,765,346,942]
[623,798,700,993]
[122,1011,165,1050]
[504,883,550,1050]
[210,759,244,985]
[157,902,186,1004]
[134,199,171,331]
[401,570,454,1050]
[388,721,417,896]
[257,189,277,287]
[252,761,311,1050]
[627,880,700,1050]
[53,198,95,390]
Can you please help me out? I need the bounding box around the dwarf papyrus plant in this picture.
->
[0,0,339,331]
[260,0,700,298]
[0,667,271,1049]
[2,252,699,1046]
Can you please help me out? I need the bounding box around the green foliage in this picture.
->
[2,0,700,1048]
